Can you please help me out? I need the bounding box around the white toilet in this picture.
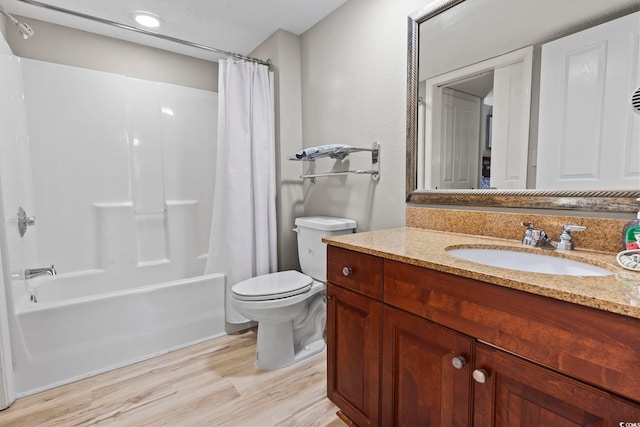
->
[231,216,357,370]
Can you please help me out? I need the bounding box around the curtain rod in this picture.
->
[15,0,271,67]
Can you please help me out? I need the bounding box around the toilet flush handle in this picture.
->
[342,267,353,276]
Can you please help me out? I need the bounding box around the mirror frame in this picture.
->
[405,0,640,213]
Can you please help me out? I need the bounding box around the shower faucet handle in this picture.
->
[17,206,36,237]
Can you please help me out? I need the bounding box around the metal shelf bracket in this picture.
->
[296,142,380,183]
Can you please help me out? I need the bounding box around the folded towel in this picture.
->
[295,144,353,160]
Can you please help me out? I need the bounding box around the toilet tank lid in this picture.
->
[295,216,357,231]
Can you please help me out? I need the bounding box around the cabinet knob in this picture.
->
[342,267,353,276]
[472,369,489,384]
[451,356,466,370]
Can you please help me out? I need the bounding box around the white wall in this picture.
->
[300,0,429,231]
[7,17,218,92]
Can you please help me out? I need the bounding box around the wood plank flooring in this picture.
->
[0,330,344,426]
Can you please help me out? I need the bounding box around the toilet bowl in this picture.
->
[231,216,356,370]
[232,271,326,370]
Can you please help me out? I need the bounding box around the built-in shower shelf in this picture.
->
[291,142,380,183]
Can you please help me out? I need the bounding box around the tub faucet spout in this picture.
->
[25,265,56,279]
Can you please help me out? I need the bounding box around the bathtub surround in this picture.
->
[206,59,277,326]
[0,191,12,409]
[0,40,225,396]
[0,34,26,408]
[16,58,217,279]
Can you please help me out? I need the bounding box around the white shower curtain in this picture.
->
[205,59,277,324]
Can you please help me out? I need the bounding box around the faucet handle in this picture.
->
[563,224,586,233]
[557,224,586,250]
[521,222,540,246]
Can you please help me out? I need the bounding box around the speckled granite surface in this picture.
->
[406,206,628,253]
[324,227,640,320]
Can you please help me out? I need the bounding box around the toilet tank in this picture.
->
[295,216,357,282]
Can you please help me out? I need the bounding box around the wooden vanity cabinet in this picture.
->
[327,284,381,427]
[384,259,640,405]
[381,306,473,426]
[326,247,383,427]
[326,246,640,426]
[473,343,640,426]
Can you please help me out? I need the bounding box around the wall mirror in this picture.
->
[406,0,640,212]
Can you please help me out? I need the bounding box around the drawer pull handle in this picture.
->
[451,356,466,370]
[472,369,488,384]
[342,267,353,276]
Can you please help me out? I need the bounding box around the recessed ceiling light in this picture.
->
[131,11,162,29]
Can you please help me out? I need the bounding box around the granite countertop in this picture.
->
[324,227,640,320]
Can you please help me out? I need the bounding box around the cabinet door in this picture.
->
[473,343,640,426]
[381,306,473,427]
[327,283,382,427]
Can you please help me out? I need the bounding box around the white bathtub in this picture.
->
[11,271,226,396]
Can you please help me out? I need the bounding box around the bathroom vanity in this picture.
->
[324,228,640,426]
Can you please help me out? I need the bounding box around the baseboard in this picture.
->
[225,320,257,334]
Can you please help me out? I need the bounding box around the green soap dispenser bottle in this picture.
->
[622,198,640,250]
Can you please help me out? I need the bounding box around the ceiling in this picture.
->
[3,0,348,61]
[448,72,494,99]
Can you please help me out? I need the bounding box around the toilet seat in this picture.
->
[232,270,313,301]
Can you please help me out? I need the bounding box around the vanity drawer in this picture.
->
[327,246,383,300]
[383,259,640,403]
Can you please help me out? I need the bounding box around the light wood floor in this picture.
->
[0,330,344,426]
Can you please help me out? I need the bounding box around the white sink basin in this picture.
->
[446,247,613,276]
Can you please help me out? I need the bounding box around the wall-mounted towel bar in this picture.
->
[291,142,380,183]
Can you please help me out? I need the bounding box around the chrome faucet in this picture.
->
[521,223,586,250]
[24,265,56,279]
